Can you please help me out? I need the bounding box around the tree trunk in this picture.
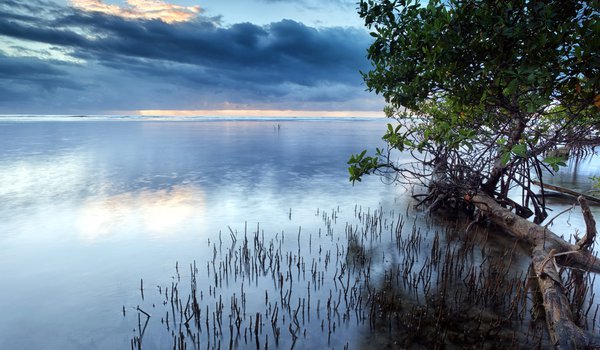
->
[471,193,600,273]
[481,116,527,195]
[532,245,588,348]
[470,192,600,349]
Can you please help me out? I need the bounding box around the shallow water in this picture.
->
[0,118,398,349]
[0,117,598,349]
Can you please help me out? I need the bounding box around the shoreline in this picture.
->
[0,115,387,122]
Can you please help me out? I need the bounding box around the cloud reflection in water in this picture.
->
[77,185,205,242]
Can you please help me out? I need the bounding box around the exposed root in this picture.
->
[576,196,598,251]
[466,192,600,348]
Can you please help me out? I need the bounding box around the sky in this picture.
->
[0,0,384,117]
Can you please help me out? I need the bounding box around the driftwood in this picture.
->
[576,196,597,250]
[532,246,587,348]
[470,192,600,349]
[532,180,600,205]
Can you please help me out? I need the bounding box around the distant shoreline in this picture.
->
[0,115,386,122]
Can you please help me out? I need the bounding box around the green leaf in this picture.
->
[511,144,527,158]
[502,79,519,96]
[542,156,568,173]
[500,151,511,166]
[542,156,559,164]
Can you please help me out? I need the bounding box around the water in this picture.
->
[0,117,598,349]
[0,117,399,349]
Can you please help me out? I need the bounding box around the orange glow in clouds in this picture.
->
[70,0,201,23]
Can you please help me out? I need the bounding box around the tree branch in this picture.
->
[576,196,598,251]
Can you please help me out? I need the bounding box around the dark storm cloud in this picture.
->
[0,54,83,90]
[1,0,61,14]
[0,0,377,113]
[0,53,92,113]
[0,55,63,77]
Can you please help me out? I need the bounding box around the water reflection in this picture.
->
[0,118,397,350]
[0,118,596,349]
[0,152,89,207]
[551,156,599,193]
[77,185,205,242]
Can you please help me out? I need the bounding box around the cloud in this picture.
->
[70,0,202,23]
[258,0,357,10]
[0,54,85,92]
[0,0,382,114]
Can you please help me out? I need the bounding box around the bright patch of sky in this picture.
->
[0,0,382,116]
[1,38,84,64]
[69,0,202,23]
[54,0,362,27]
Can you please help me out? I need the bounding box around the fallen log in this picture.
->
[471,193,600,273]
[532,180,600,205]
[470,192,600,349]
[532,245,589,348]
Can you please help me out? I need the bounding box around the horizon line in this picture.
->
[135,109,385,118]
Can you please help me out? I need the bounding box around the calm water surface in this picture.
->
[0,117,597,349]
[0,118,402,349]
